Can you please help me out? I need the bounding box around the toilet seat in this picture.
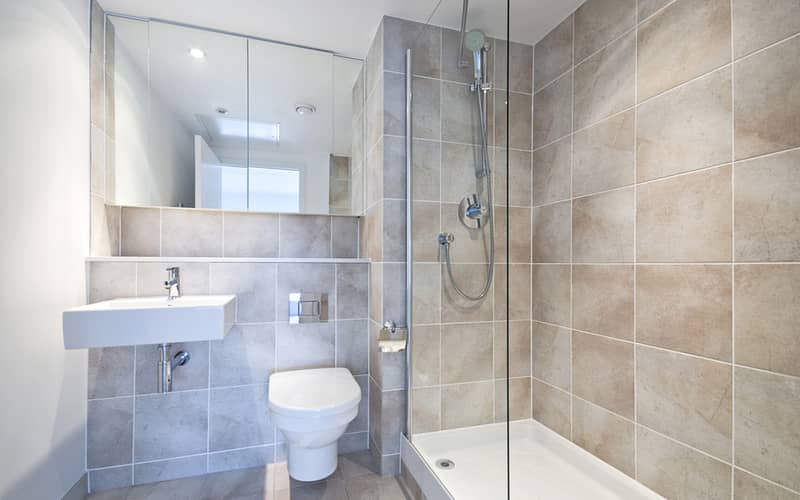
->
[269,367,360,419]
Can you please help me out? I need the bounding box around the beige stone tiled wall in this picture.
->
[530,0,800,497]
[366,15,537,438]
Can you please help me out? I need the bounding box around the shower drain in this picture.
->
[436,458,455,470]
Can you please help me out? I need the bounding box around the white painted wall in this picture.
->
[0,1,89,499]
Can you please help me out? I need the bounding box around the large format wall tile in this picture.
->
[734,469,800,500]
[636,346,732,460]
[572,332,634,418]
[211,263,276,323]
[533,73,573,148]
[135,455,207,484]
[134,391,208,462]
[495,92,532,150]
[637,0,731,101]
[637,426,731,500]
[161,210,222,257]
[735,265,800,377]
[275,263,335,322]
[441,323,493,384]
[493,264,531,321]
[573,188,635,263]
[572,265,634,340]
[411,387,440,434]
[734,149,800,261]
[532,201,571,262]
[336,264,369,319]
[223,213,279,258]
[734,35,800,159]
[494,321,532,379]
[534,15,574,91]
[88,346,134,399]
[275,322,335,371]
[278,215,331,258]
[533,137,571,205]
[572,110,635,196]
[441,381,494,430]
[121,207,159,256]
[411,325,440,387]
[636,68,732,182]
[571,398,635,476]
[637,166,732,262]
[382,17,440,78]
[531,379,571,438]
[88,397,133,468]
[735,367,800,491]
[494,40,534,94]
[574,32,636,129]
[531,264,571,326]
[732,0,800,58]
[636,265,732,360]
[495,149,533,207]
[495,378,532,422]
[574,0,636,62]
[210,324,275,387]
[209,385,273,452]
[532,322,571,390]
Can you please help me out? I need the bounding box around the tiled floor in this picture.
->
[87,452,410,500]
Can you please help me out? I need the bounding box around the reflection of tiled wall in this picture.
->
[85,209,367,492]
[531,0,800,497]
[363,14,536,469]
[329,155,352,214]
[89,0,121,257]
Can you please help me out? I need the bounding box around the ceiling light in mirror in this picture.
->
[188,47,205,59]
[294,103,316,115]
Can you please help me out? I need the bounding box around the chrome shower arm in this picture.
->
[457,0,470,68]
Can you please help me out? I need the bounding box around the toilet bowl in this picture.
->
[268,367,361,481]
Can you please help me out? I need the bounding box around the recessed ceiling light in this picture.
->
[189,48,205,59]
[216,107,228,115]
[295,103,316,115]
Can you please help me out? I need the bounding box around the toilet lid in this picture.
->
[269,367,361,416]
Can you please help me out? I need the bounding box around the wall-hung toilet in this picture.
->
[268,367,361,481]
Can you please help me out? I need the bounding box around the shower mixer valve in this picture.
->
[458,193,489,229]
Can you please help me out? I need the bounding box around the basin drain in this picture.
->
[436,458,455,470]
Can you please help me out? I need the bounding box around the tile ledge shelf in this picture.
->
[86,256,371,264]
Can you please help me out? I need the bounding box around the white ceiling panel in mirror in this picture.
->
[104,14,365,216]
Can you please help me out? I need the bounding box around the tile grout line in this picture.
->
[569,10,575,443]
[632,0,639,479]
[729,0,736,496]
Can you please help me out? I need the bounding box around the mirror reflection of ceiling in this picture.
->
[98,0,586,59]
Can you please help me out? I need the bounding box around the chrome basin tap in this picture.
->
[164,267,181,301]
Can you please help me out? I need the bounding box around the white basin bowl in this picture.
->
[62,295,236,349]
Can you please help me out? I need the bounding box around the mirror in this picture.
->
[105,15,365,216]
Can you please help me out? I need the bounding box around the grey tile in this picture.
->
[411,263,440,325]
[441,381,494,430]
[381,200,406,262]
[134,391,208,461]
[637,0,731,101]
[532,322,571,390]
[411,324,440,387]
[336,320,368,376]
[735,265,800,377]
[442,81,485,146]
[133,455,206,485]
[365,72,383,152]
[637,345,732,460]
[365,21,384,97]
[332,217,359,258]
[136,262,209,297]
[278,215,331,258]
[495,91,532,150]
[275,322,335,371]
[733,0,800,58]
[636,265,732,360]
[90,196,120,257]
[161,209,222,257]
[494,39,533,93]
[734,469,800,500]
[120,207,159,257]
[637,426,731,500]
[210,385,273,451]
[495,206,532,263]
[532,378,571,438]
[572,187,635,263]
[531,264,571,326]
[135,342,209,395]
[411,202,440,263]
[412,387,441,433]
[88,397,133,468]
[382,72,405,137]
[638,0,672,21]
[533,137,571,205]
[493,264,531,321]
[88,346,134,399]
[573,110,635,196]
[207,446,274,473]
[637,166,732,262]
[89,261,135,302]
[441,323,493,384]
[441,264,494,323]
[574,32,636,130]
[495,378,532,422]
[382,17,440,78]
[441,142,484,203]
[294,479,349,500]
[535,15,574,92]
[336,264,368,319]
[572,265,634,340]
[210,263,276,323]
[574,0,636,62]
[410,139,440,202]
[442,28,476,84]
[410,76,441,140]
[572,398,635,477]
[379,390,405,454]
[532,201,571,263]
[210,325,275,387]
[636,67,732,182]
[378,351,406,392]
[735,367,800,491]
[573,332,635,418]
[89,465,132,493]
[381,262,406,325]
[533,72,573,148]
[735,149,800,262]
[346,376,369,433]
[222,212,278,258]
[494,148,533,207]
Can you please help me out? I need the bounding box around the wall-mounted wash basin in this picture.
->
[63,295,236,349]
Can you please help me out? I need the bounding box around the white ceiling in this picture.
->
[98,0,584,59]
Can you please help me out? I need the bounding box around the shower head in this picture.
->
[465,30,487,83]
